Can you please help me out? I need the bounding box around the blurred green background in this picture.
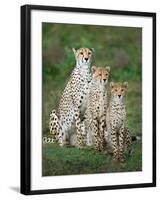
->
[42,23,142,176]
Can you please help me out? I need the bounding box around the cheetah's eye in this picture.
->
[88,52,91,55]
[80,52,83,55]
[121,89,124,92]
[115,89,118,92]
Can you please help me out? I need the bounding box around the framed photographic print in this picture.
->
[21,4,156,195]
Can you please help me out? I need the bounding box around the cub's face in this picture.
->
[92,66,110,86]
[110,82,128,102]
[73,48,94,66]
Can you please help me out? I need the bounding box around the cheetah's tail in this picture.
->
[49,109,57,119]
[49,109,60,137]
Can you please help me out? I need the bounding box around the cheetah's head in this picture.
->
[110,82,128,102]
[72,48,94,66]
[91,66,110,86]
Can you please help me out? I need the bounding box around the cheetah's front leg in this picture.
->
[92,119,104,151]
[99,115,106,150]
[118,126,125,162]
[75,111,85,148]
[111,125,118,161]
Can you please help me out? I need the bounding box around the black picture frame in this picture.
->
[21,4,156,195]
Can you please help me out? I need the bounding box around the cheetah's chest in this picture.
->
[89,83,107,113]
[59,68,90,125]
[110,106,126,129]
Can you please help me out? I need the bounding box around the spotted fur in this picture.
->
[105,82,132,162]
[49,48,94,147]
[84,66,110,151]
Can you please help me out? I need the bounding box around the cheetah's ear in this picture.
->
[89,48,95,52]
[110,82,115,88]
[91,66,97,73]
[123,82,128,88]
[72,48,77,55]
[105,66,110,72]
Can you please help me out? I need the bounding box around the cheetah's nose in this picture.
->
[84,58,88,61]
[118,95,121,98]
[103,79,106,82]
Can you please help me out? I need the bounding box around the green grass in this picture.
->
[42,142,142,176]
[42,23,142,176]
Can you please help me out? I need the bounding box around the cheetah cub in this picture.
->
[105,82,132,162]
[84,66,110,151]
[49,48,94,147]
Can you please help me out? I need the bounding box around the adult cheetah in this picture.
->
[49,48,94,147]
